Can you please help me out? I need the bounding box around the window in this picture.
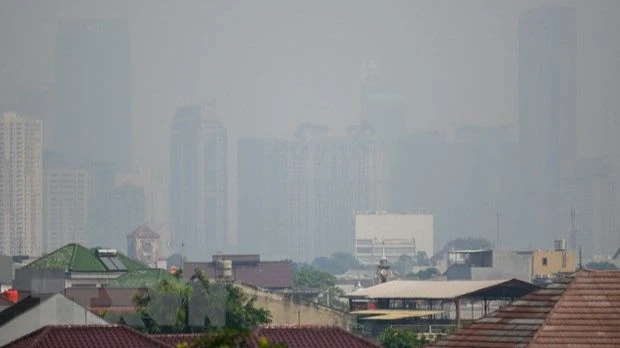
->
[542,257,548,266]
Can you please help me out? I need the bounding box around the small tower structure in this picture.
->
[375,241,392,284]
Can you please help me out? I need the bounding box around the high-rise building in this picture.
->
[285,124,388,262]
[55,19,131,172]
[170,106,228,259]
[519,7,577,244]
[237,138,287,259]
[110,182,145,251]
[43,169,89,253]
[0,113,43,256]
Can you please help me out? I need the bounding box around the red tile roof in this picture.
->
[150,326,380,348]
[247,326,381,348]
[431,270,620,348]
[3,325,172,348]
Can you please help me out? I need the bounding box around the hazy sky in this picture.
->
[1,0,619,175]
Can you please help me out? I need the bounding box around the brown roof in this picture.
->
[3,325,171,348]
[432,270,620,348]
[247,326,381,348]
[127,225,159,239]
[185,260,293,289]
[151,326,380,348]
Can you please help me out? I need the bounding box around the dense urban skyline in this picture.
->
[0,1,619,262]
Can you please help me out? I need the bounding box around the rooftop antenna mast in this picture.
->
[570,208,577,251]
[578,245,583,270]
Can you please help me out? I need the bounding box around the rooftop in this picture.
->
[184,259,293,289]
[431,270,620,347]
[23,244,146,272]
[3,325,170,348]
[108,269,178,288]
[347,279,537,300]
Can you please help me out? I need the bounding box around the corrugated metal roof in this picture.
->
[346,279,531,300]
[431,270,620,348]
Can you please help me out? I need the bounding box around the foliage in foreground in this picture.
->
[175,328,286,348]
[131,269,271,333]
[379,327,428,348]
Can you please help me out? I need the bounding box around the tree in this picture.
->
[585,261,618,270]
[404,267,440,280]
[311,252,364,275]
[394,254,414,276]
[293,264,336,289]
[175,329,286,348]
[378,327,428,348]
[133,269,271,333]
[316,286,347,311]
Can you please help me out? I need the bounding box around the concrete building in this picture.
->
[285,124,388,262]
[126,225,160,267]
[354,213,433,266]
[0,113,43,257]
[43,169,89,253]
[116,163,156,226]
[170,106,228,259]
[519,7,577,245]
[237,138,288,259]
[109,183,145,251]
[55,19,131,172]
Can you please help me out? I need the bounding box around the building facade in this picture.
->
[43,169,89,253]
[519,7,577,245]
[170,106,228,259]
[285,124,388,262]
[354,212,434,266]
[127,225,160,267]
[0,113,43,256]
[55,19,131,172]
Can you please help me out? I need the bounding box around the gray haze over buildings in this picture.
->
[1,0,619,261]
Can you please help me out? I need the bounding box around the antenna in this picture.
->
[569,209,577,251]
[578,245,582,270]
[496,212,500,249]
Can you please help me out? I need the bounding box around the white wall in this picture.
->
[355,213,434,257]
[0,294,109,346]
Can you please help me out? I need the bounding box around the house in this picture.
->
[3,325,170,348]
[431,269,620,347]
[13,244,147,294]
[184,254,293,291]
[0,293,110,346]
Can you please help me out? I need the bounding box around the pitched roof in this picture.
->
[109,269,178,288]
[0,295,50,326]
[127,225,159,239]
[150,326,380,348]
[23,244,146,272]
[184,260,293,289]
[432,270,620,348]
[347,279,537,300]
[247,326,381,348]
[63,287,147,312]
[3,325,171,348]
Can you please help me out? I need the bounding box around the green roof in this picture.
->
[24,243,147,272]
[109,269,180,288]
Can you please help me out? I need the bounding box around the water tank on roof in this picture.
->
[554,239,567,251]
[2,289,18,303]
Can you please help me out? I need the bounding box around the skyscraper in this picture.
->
[0,113,43,256]
[43,168,89,252]
[285,124,388,262]
[237,138,287,259]
[519,7,577,244]
[170,106,228,259]
[55,19,131,172]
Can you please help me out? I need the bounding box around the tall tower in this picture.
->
[0,113,43,256]
[170,106,227,259]
[55,19,131,172]
[43,168,89,252]
[519,7,577,244]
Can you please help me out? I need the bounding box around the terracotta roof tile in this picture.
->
[432,270,620,348]
[3,325,172,348]
[247,326,380,348]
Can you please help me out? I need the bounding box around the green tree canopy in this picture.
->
[132,269,271,333]
[379,327,428,348]
[293,264,336,289]
[311,252,364,275]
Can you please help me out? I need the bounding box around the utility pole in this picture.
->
[496,212,500,249]
[570,209,577,251]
